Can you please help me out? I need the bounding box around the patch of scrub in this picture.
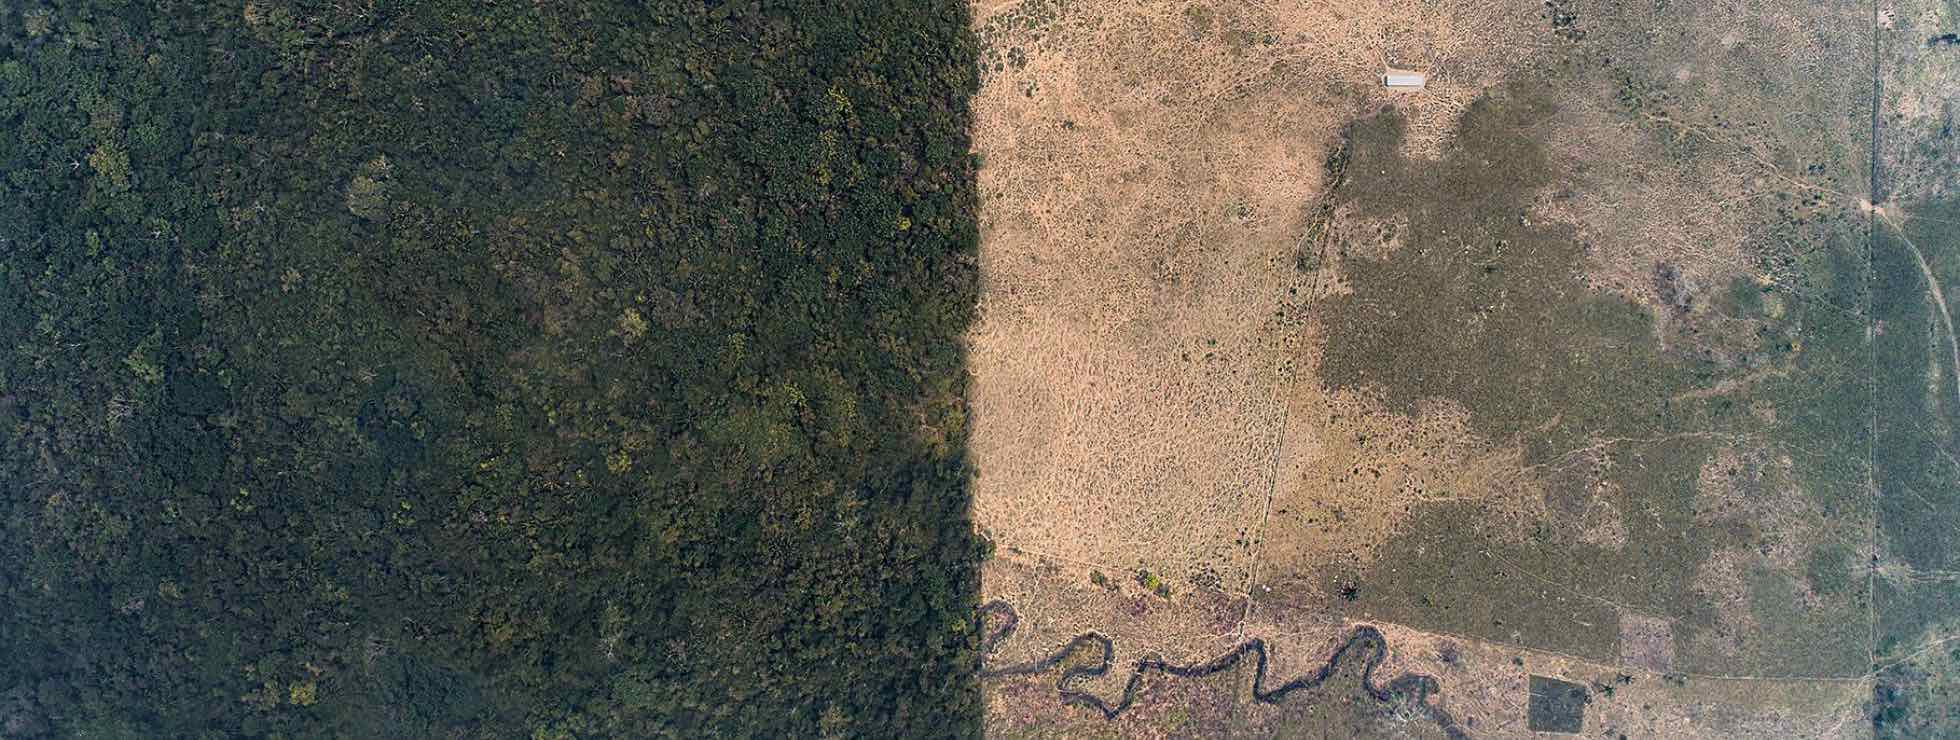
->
[1258,385,1547,588]
[1299,79,1871,676]
[1874,615,1960,738]
[1874,198,1960,657]
[1314,86,1701,463]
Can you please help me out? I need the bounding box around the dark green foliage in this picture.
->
[0,1,984,736]
[1874,651,1960,739]
[1719,275,1765,317]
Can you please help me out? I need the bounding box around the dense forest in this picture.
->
[0,0,986,736]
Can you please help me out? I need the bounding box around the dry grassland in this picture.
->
[967,0,1893,729]
[1531,0,1871,304]
[967,0,1547,603]
[1878,0,1960,203]
[1257,385,1546,592]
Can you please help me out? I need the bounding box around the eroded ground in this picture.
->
[968,0,1960,734]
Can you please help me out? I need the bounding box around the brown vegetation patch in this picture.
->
[1694,447,1825,583]
[1257,385,1545,590]
[1527,88,1761,317]
[1525,0,1872,329]
[1684,549,1757,662]
[1881,0,1960,201]
[1618,612,1676,674]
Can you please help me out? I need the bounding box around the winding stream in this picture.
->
[976,600,1470,737]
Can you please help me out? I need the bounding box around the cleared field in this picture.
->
[966,0,1549,623]
[969,0,1957,731]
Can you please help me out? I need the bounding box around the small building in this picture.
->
[1381,70,1426,90]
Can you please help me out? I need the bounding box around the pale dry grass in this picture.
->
[967,0,1884,729]
[1527,0,1872,317]
[966,0,1547,596]
[1256,384,1547,590]
[1882,11,1960,203]
[1685,549,1760,662]
[1693,447,1823,575]
[1529,87,1763,315]
[1618,611,1676,673]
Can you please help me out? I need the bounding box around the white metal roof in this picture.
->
[1382,71,1426,88]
